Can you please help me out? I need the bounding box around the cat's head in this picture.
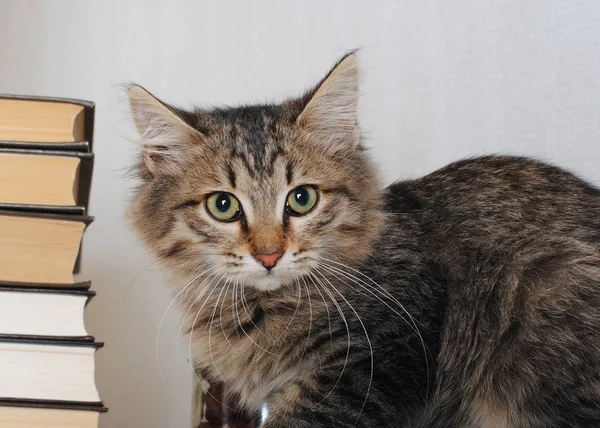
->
[128,53,383,291]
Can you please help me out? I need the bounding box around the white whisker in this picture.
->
[184,270,229,393]
[282,279,303,335]
[218,278,234,348]
[188,270,237,414]
[311,273,335,352]
[123,259,161,303]
[314,267,373,427]
[233,274,278,356]
[175,268,222,360]
[156,264,216,396]
[318,256,431,399]
[299,274,313,361]
[305,270,351,405]
[240,281,267,338]
[203,271,231,387]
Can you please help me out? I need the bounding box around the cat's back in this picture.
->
[384,155,600,291]
[386,156,600,427]
[388,155,600,250]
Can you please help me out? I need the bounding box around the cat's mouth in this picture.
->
[219,250,318,292]
[246,273,289,292]
[240,265,303,292]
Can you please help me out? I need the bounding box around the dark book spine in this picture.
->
[0,397,107,412]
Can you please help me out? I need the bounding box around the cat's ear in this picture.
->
[297,52,360,152]
[128,84,202,175]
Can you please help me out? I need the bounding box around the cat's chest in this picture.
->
[188,307,317,410]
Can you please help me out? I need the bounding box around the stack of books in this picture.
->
[0,95,106,427]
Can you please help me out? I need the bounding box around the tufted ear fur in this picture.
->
[297,52,360,152]
[128,84,203,175]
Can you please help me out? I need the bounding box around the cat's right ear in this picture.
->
[128,84,202,175]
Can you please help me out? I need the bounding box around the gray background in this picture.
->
[1,1,599,427]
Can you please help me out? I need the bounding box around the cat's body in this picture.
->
[127,54,600,427]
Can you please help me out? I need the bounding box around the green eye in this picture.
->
[286,185,319,216]
[205,192,242,222]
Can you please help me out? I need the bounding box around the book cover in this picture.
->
[0,280,92,290]
[0,398,107,413]
[0,336,102,347]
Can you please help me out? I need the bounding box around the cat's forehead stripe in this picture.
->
[209,108,288,177]
[286,162,294,185]
[227,165,237,189]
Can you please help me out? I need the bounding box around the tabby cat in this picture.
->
[127,52,600,427]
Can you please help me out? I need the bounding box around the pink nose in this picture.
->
[254,252,283,270]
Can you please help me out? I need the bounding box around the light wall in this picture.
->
[1,1,599,427]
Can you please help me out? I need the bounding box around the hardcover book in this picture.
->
[0,399,107,428]
[0,95,95,152]
[0,92,105,427]
[0,337,103,404]
[0,285,94,339]
[0,148,94,212]
[0,210,93,285]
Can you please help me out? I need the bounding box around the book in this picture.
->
[0,95,94,152]
[0,148,93,210]
[0,286,94,339]
[0,400,106,428]
[0,92,105,426]
[0,211,92,285]
[0,337,103,404]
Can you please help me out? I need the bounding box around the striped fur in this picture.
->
[127,53,600,427]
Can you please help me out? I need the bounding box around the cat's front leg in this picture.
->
[259,378,385,428]
[260,380,345,428]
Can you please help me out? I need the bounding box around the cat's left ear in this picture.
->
[296,52,360,152]
[128,84,203,175]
